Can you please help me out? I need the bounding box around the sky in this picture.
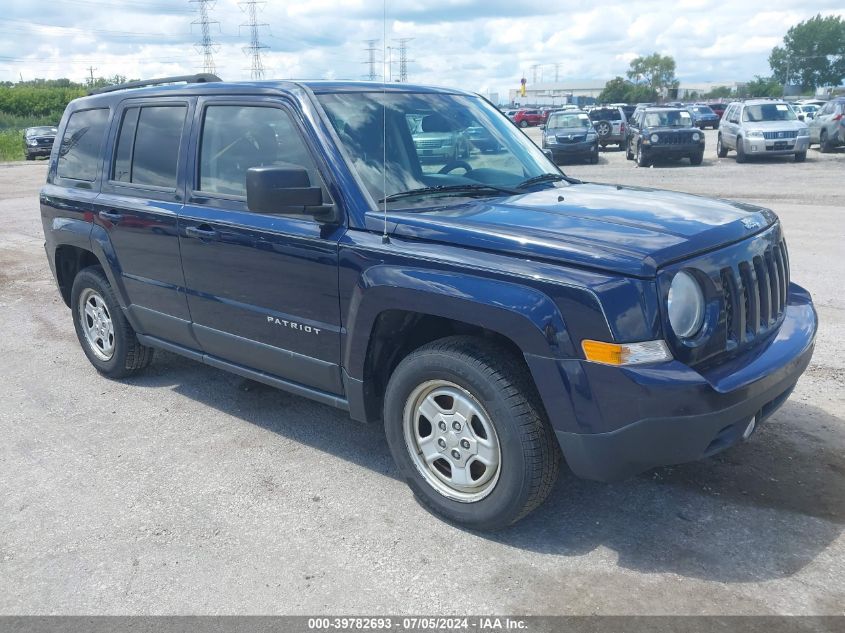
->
[2,0,844,100]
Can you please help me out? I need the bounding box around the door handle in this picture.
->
[98,210,123,223]
[185,225,218,240]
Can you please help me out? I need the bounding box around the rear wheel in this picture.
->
[71,267,153,378]
[820,130,832,153]
[384,336,560,530]
[519,120,529,128]
[716,134,728,158]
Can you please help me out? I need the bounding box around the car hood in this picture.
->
[380,183,777,277]
[744,120,807,131]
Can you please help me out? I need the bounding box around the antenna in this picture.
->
[363,39,380,81]
[239,0,269,79]
[393,38,414,82]
[190,0,219,75]
[381,0,389,244]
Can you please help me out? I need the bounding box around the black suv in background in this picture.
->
[23,126,58,160]
[626,106,705,166]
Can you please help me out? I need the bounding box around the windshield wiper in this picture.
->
[515,173,567,190]
[378,183,520,203]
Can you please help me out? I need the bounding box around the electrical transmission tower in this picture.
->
[393,38,413,82]
[363,39,380,81]
[239,0,269,79]
[190,0,219,75]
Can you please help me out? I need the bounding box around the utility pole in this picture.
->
[393,38,414,82]
[554,63,561,83]
[86,66,96,86]
[190,0,219,75]
[530,64,539,85]
[363,39,380,81]
[239,0,269,80]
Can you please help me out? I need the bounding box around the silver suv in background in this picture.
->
[808,98,845,153]
[587,106,627,149]
[716,100,809,163]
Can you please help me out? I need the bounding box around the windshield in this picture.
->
[26,126,57,137]
[316,91,560,209]
[742,103,797,122]
[546,112,591,129]
[644,110,692,127]
[692,106,714,115]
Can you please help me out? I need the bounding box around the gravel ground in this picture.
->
[0,132,843,615]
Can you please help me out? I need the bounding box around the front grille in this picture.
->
[556,134,586,143]
[657,132,694,145]
[415,139,441,148]
[763,130,797,140]
[720,239,790,344]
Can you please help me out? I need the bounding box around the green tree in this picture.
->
[769,14,845,90]
[703,85,733,99]
[626,53,679,94]
[626,84,658,103]
[741,76,784,98]
[598,76,630,103]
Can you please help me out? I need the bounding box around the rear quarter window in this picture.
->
[56,108,109,182]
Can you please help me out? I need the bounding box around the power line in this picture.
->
[239,0,269,80]
[393,38,413,82]
[363,39,380,81]
[190,0,219,75]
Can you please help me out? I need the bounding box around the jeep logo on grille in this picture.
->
[778,131,784,138]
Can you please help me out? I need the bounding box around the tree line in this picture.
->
[598,14,844,104]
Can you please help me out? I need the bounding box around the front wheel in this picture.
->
[716,134,728,158]
[819,130,832,153]
[636,142,649,167]
[384,336,560,530]
[794,151,807,162]
[690,151,704,166]
[71,267,154,378]
[519,120,529,128]
[735,137,747,163]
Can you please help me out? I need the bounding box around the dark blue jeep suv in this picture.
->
[40,75,817,529]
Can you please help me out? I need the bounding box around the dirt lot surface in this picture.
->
[1,131,843,615]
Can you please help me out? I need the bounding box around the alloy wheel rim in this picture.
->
[403,380,501,503]
[79,288,115,361]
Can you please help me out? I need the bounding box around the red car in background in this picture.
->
[513,109,545,127]
[708,103,728,118]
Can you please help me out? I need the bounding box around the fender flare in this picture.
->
[342,265,575,379]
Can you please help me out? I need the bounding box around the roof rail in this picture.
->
[88,73,222,96]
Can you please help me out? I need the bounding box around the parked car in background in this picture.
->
[792,104,818,121]
[587,106,627,149]
[717,100,809,163]
[688,104,720,129]
[503,109,518,121]
[410,113,471,163]
[807,98,845,152]
[708,103,728,119]
[513,109,544,127]
[620,104,637,121]
[542,110,599,164]
[626,106,704,166]
[23,126,58,160]
[465,122,502,153]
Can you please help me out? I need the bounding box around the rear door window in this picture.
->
[56,108,109,182]
[112,105,187,189]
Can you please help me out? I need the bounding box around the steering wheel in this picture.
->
[438,160,472,174]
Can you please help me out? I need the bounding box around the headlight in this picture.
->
[27,139,38,146]
[747,130,764,138]
[546,134,557,142]
[797,128,809,136]
[667,271,705,339]
[692,132,700,141]
[650,133,659,143]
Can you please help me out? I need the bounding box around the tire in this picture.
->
[716,134,728,158]
[594,121,612,140]
[519,120,529,128]
[636,142,649,167]
[820,130,831,153]
[690,151,703,166]
[625,139,634,160]
[25,153,33,161]
[735,137,747,163]
[383,336,560,530]
[794,151,806,162]
[71,266,153,379]
[589,153,598,165]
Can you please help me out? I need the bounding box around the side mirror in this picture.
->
[798,114,805,121]
[539,124,546,130]
[246,164,337,223]
[542,148,554,161]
